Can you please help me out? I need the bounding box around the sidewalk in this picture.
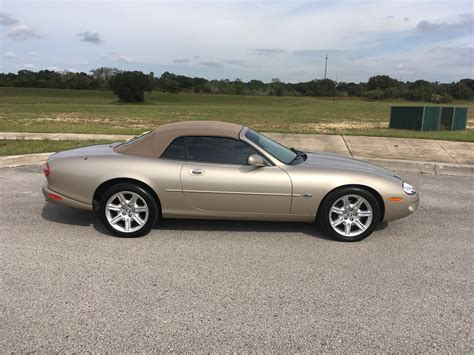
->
[1,131,473,176]
[265,133,474,165]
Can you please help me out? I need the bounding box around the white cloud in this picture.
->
[173,58,189,63]
[417,13,472,33]
[77,31,102,44]
[8,24,40,40]
[100,52,133,63]
[200,61,224,68]
[22,64,35,69]
[28,51,39,56]
[118,55,132,63]
[4,51,16,59]
[0,12,19,26]
[47,66,62,72]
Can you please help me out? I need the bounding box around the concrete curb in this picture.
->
[2,151,474,177]
[0,132,134,141]
[355,157,437,175]
[0,152,53,168]
[355,157,474,177]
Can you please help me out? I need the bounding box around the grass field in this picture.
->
[0,139,113,156]
[1,87,473,142]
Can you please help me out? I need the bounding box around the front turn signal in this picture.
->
[387,197,404,202]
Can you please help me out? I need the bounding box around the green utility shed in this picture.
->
[389,106,468,131]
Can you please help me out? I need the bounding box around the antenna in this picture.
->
[324,52,328,79]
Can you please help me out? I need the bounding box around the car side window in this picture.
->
[161,137,186,160]
[185,136,258,165]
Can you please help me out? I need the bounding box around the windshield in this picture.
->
[245,129,297,164]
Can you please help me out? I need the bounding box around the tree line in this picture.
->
[0,67,473,103]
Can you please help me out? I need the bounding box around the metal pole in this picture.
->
[324,53,328,79]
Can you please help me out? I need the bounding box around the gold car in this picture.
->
[42,121,419,241]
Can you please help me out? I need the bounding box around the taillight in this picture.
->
[43,162,50,177]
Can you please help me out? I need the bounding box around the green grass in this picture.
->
[0,139,114,156]
[0,87,473,142]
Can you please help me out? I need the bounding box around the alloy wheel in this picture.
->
[105,191,149,233]
[328,194,373,238]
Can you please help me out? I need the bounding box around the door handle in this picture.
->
[190,168,204,176]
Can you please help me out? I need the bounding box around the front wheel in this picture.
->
[99,183,159,237]
[318,187,381,242]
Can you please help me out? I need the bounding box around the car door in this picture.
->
[178,136,292,214]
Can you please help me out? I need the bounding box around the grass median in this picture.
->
[0,87,473,142]
[0,139,116,156]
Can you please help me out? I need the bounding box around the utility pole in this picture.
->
[324,52,328,79]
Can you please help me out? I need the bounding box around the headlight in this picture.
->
[403,182,416,195]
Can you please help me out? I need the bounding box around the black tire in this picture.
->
[99,183,159,238]
[318,187,381,242]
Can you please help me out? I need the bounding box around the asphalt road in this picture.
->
[1,166,473,352]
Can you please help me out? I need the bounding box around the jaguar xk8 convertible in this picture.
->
[42,121,419,241]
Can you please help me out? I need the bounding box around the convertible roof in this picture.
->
[114,121,243,158]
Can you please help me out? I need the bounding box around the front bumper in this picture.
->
[42,182,93,211]
[383,192,420,222]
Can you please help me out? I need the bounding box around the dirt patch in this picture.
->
[32,113,110,124]
[466,118,474,129]
[32,113,151,130]
[293,121,387,132]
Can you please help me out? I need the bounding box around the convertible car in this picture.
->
[42,121,419,241]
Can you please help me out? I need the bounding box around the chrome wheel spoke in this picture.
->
[135,206,147,213]
[133,215,145,226]
[331,217,344,227]
[357,210,372,217]
[353,199,363,210]
[342,196,350,209]
[124,217,131,232]
[110,214,123,225]
[107,203,122,212]
[354,219,367,231]
[331,206,345,215]
[117,193,127,205]
[344,221,352,235]
[130,193,139,206]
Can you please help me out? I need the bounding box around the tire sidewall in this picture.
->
[319,187,381,242]
[99,183,159,238]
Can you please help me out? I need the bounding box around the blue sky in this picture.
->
[0,0,472,83]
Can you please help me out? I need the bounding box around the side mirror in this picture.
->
[248,154,266,167]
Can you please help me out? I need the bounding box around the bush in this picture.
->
[109,71,153,103]
[365,88,385,100]
[431,93,453,103]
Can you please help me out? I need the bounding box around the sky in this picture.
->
[0,0,472,83]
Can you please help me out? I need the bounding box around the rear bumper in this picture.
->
[42,182,93,211]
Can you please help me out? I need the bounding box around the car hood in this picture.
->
[299,151,401,179]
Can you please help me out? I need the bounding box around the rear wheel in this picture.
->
[319,187,381,242]
[99,183,159,237]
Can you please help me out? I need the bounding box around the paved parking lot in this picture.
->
[1,166,473,352]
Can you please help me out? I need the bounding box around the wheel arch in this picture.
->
[93,178,161,213]
[316,184,385,222]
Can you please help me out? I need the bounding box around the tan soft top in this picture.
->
[114,121,243,158]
